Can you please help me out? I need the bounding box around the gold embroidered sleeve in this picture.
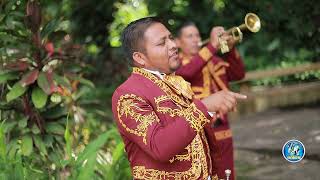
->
[177,102,210,132]
[155,95,211,133]
[117,94,160,145]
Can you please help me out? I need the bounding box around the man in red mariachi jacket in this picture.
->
[175,22,246,180]
[112,17,247,180]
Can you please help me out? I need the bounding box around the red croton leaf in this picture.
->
[45,42,54,57]
[4,61,29,71]
[56,85,71,96]
[20,69,39,87]
[37,69,58,95]
[47,70,58,93]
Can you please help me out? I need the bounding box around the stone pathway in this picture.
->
[230,104,320,180]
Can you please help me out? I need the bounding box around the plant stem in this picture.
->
[32,31,42,68]
[22,94,45,133]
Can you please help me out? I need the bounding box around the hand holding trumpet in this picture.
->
[209,26,236,51]
[200,12,261,53]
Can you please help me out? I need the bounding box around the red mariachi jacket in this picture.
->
[112,68,219,180]
[176,43,245,98]
[176,43,245,116]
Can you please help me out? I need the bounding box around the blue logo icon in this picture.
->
[282,139,305,163]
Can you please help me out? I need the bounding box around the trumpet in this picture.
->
[199,13,261,53]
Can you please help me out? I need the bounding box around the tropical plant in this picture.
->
[0,0,97,177]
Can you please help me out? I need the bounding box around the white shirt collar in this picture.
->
[143,68,166,80]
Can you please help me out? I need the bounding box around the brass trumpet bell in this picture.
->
[244,13,261,33]
[226,12,261,43]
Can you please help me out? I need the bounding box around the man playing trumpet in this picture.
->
[175,22,246,180]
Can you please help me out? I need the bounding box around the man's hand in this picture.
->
[201,90,247,114]
[210,26,237,51]
[210,26,225,49]
[226,34,236,50]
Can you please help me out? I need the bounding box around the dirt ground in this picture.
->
[231,104,320,180]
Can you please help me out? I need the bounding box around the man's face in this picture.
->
[141,23,180,74]
[176,25,201,57]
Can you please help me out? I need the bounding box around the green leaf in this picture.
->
[21,128,30,134]
[0,14,5,22]
[112,142,125,163]
[31,87,48,109]
[6,82,28,102]
[8,139,18,159]
[53,135,63,143]
[60,159,71,168]
[4,0,16,13]
[37,72,51,94]
[0,32,16,43]
[48,151,62,166]
[2,121,17,133]
[0,72,18,84]
[50,93,61,103]
[31,124,40,134]
[77,153,97,180]
[21,135,33,156]
[14,154,24,179]
[41,19,60,40]
[18,117,28,128]
[46,122,65,135]
[74,77,95,88]
[8,11,24,18]
[53,73,72,90]
[76,129,117,166]
[0,123,6,160]
[33,135,47,156]
[64,117,72,160]
[42,106,68,119]
[44,135,54,149]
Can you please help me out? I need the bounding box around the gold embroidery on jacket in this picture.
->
[169,146,191,163]
[131,68,210,132]
[133,133,209,180]
[155,95,209,132]
[163,75,194,100]
[182,57,191,65]
[212,175,219,180]
[192,66,211,99]
[117,94,160,144]
[192,61,229,99]
[201,129,212,174]
[207,61,228,91]
[180,46,212,65]
[199,47,212,61]
[133,67,191,107]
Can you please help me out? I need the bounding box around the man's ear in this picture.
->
[132,52,147,67]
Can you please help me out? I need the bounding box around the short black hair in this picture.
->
[121,17,162,66]
[176,21,197,38]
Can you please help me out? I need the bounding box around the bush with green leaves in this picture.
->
[0,0,130,179]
